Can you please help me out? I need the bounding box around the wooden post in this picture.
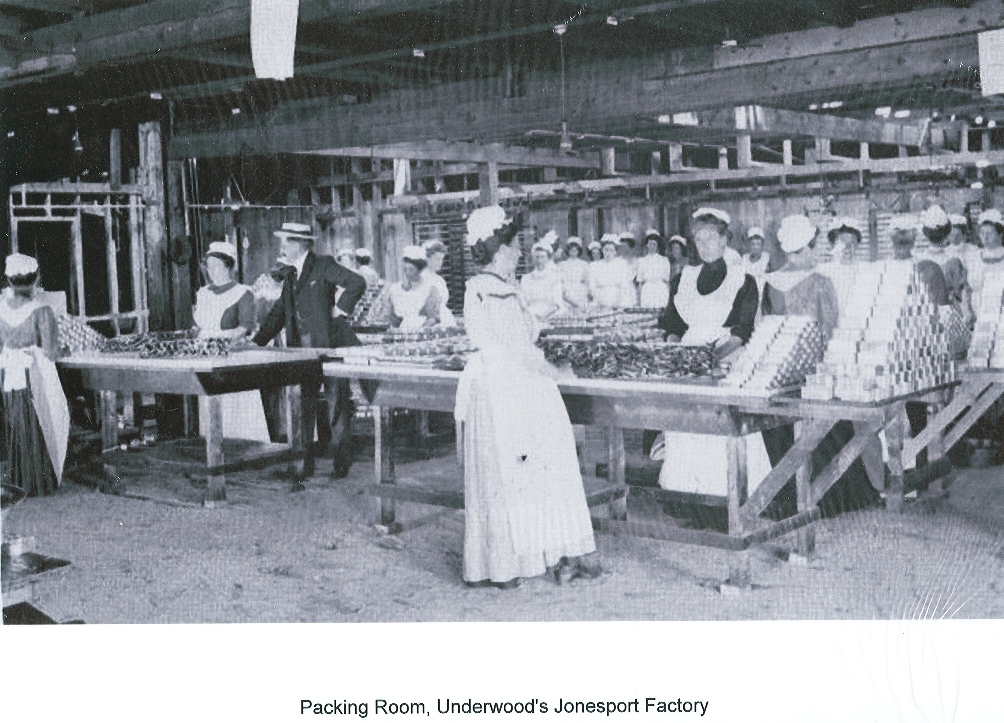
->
[351,158,363,216]
[649,151,662,176]
[128,194,147,332]
[103,198,120,335]
[100,389,120,491]
[600,147,616,177]
[72,214,85,316]
[726,428,750,588]
[960,124,970,153]
[373,406,396,525]
[284,384,305,486]
[982,130,991,152]
[885,405,907,513]
[782,139,793,166]
[393,159,411,196]
[109,129,122,190]
[898,145,909,158]
[139,122,169,332]
[736,134,752,169]
[479,160,499,206]
[204,396,226,506]
[607,425,627,521]
[717,147,729,170]
[794,421,815,555]
[666,143,683,172]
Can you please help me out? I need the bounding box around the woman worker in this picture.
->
[0,254,70,497]
[193,241,270,442]
[588,234,635,309]
[557,236,590,309]
[666,234,688,294]
[421,240,457,328]
[520,237,565,321]
[381,246,442,330]
[921,206,972,357]
[353,248,381,287]
[654,208,766,495]
[456,205,600,588]
[635,229,672,309]
[758,217,879,517]
[974,209,1004,311]
[816,217,866,312]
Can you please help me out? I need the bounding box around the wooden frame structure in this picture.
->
[9,182,150,334]
[324,362,955,575]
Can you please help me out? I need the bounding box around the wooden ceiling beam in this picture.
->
[297,141,602,168]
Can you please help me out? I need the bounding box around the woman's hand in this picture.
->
[666,334,682,343]
[715,335,743,361]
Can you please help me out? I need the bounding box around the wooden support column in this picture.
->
[817,137,831,160]
[139,121,169,332]
[393,158,411,196]
[649,150,662,175]
[607,425,627,521]
[543,166,558,182]
[885,405,907,513]
[103,197,120,335]
[666,143,683,172]
[782,139,793,166]
[127,194,147,332]
[717,147,729,170]
[736,134,752,169]
[983,130,992,152]
[351,158,363,216]
[284,384,305,488]
[794,421,815,556]
[109,129,122,190]
[479,160,499,206]
[600,147,616,177]
[859,142,869,187]
[374,406,396,526]
[726,426,750,587]
[898,145,909,158]
[166,160,192,330]
[204,396,226,507]
[960,124,970,153]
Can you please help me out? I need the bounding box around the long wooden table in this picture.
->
[325,361,954,576]
[59,350,323,505]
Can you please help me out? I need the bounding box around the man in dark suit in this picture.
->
[254,222,366,479]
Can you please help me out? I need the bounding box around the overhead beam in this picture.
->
[171,30,979,159]
[297,141,601,169]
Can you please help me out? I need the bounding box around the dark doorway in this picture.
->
[13,221,75,313]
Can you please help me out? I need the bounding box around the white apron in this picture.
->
[658,259,771,496]
[193,283,271,443]
[388,281,437,331]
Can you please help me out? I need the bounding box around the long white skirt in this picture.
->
[658,431,772,497]
[199,390,271,443]
[456,354,596,582]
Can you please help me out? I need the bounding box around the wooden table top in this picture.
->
[61,348,322,373]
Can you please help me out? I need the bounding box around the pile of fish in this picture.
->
[100,330,238,359]
[537,339,717,380]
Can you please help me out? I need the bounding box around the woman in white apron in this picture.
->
[0,254,70,497]
[383,246,442,330]
[921,205,972,356]
[588,234,635,309]
[520,239,565,321]
[557,237,590,310]
[655,209,767,496]
[742,227,771,321]
[457,205,599,588]
[193,242,271,442]
[421,240,457,328]
[636,230,672,309]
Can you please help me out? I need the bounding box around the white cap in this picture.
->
[600,233,620,246]
[274,221,315,241]
[747,227,765,240]
[335,247,355,260]
[531,239,554,254]
[618,230,637,243]
[5,253,38,278]
[402,245,427,263]
[887,215,918,233]
[978,208,1004,227]
[354,248,372,259]
[422,239,448,255]
[539,229,560,249]
[692,207,731,226]
[206,241,238,263]
[667,234,687,247]
[777,215,817,254]
[644,228,661,239]
[587,239,602,250]
[921,204,950,229]
[565,236,583,248]
[949,214,968,227]
[466,205,510,245]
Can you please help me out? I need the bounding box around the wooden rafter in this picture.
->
[298,141,601,169]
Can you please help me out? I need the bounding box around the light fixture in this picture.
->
[672,112,699,126]
[150,92,163,100]
[990,120,998,129]
[231,107,241,115]
[47,107,59,115]
[72,129,83,153]
[606,16,618,25]
[67,105,77,113]
[553,23,567,35]
[412,48,425,58]
[657,114,671,124]
[971,181,985,189]
[721,39,737,47]
[975,115,984,125]
[825,100,844,109]
[809,104,819,111]
[894,109,911,119]
[6,131,14,139]
[950,114,957,122]
[875,106,892,118]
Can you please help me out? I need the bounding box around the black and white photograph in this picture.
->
[3,0,1004,719]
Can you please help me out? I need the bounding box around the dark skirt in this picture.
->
[761,420,881,520]
[1,382,58,497]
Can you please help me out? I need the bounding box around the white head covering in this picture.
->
[978,209,1004,227]
[335,247,356,261]
[600,232,620,246]
[587,239,602,251]
[921,205,950,229]
[747,227,765,241]
[565,236,583,249]
[531,239,554,255]
[667,234,687,247]
[421,240,448,255]
[206,241,238,263]
[644,228,661,240]
[539,230,559,250]
[777,215,817,254]
[273,221,315,242]
[5,253,38,279]
[354,248,372,260]
[466,205,510,245]
[402,245,427,263]
[888,215,919,233]
[949,213,968,227]
[692,207,731,226]
[618,230,637,244]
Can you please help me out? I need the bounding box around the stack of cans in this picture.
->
[724,315,825,395]
[967,273,1004,369]
[803,260,955,402]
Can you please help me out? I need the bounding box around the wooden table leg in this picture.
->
[886,405,907,513]
[726,429,750,587]
[373,405,396,526]
[855,421,886,492]
[794,421,815,556]
[99,390,120,492]
[926,402,946,493]
[204,396,226,507]
[284,384,305,489]
[606,425,628,521]
[418,410,431,459]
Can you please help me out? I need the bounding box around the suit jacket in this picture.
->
[254,252,366,349]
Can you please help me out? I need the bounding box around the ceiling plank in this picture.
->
[298,141,602,168]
